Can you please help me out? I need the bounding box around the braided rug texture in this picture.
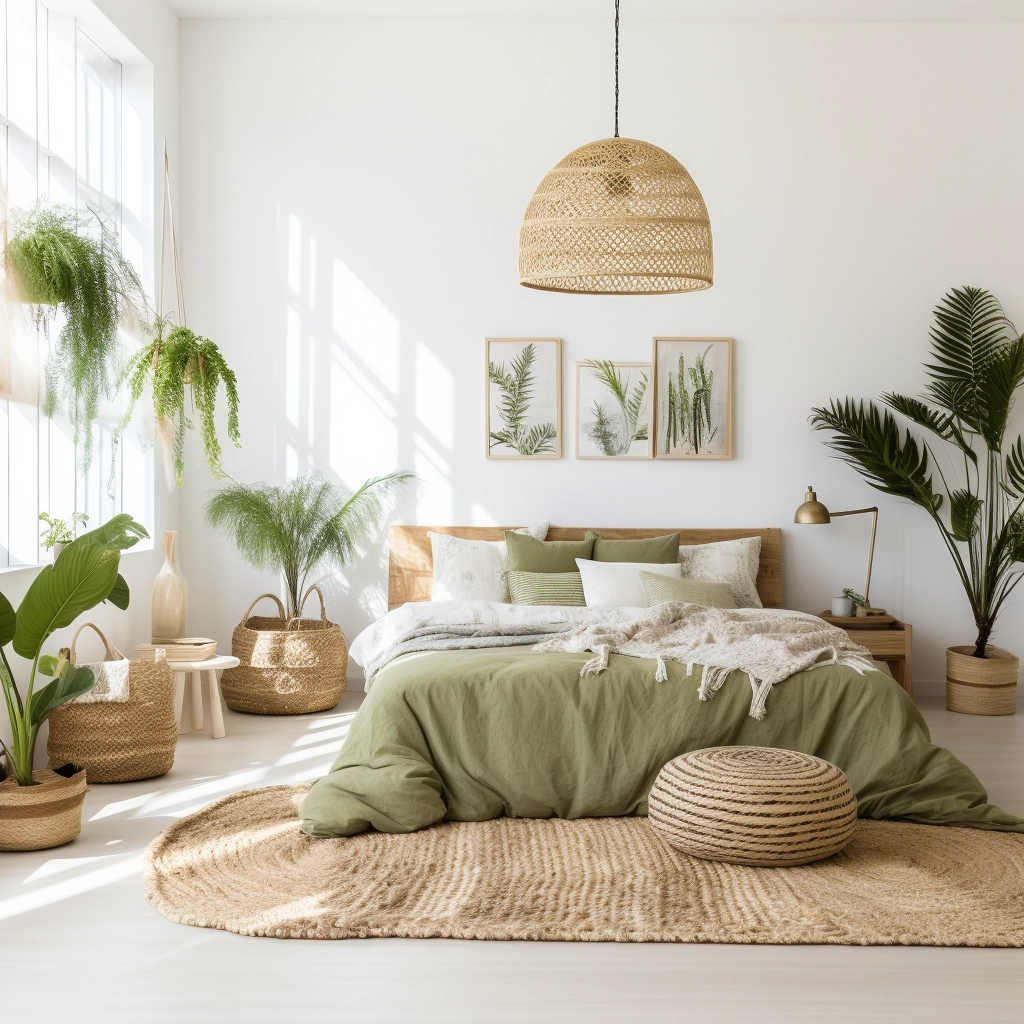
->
[144,785,1024,945]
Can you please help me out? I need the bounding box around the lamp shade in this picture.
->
[518,137,713,295]
[794,486,831,525]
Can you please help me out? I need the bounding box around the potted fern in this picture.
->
[121,318,240,486]
[0,514,146,850]
[811,286,1024,715]
[4,205,146,469]
[205,471,413,620]
[205,471,411,715]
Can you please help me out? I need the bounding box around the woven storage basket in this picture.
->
[648,746,857,867]
[47,624,178,783]
[221,586,347,715]
[946,645,1019,716]
[0,767,88,851]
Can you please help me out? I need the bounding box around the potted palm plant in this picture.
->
[0,513,147,850]
[204,471,412,714]
[5,205,147,469]
[811,286,1024,715]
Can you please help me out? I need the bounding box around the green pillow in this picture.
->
[506,571,586,606]
[505,531,595,573]
[640,572,737,609]
[587,531,680,563]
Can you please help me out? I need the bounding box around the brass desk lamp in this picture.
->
[794,486,885,615]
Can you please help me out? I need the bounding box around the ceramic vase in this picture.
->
[151,530,188,640]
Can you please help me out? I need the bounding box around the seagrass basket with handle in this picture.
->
[220,585,348,715]
[47,623,178,783]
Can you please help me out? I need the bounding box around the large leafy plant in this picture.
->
[0,514,147,786]
[205,472,412,620]
[811,287,1024,658]
[488,343,557,455]
[121,320,240,486]
[5,205,147,469]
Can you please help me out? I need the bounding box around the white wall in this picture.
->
[177,17,1024,693]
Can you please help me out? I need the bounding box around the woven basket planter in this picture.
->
[47,625,178,783]
[0,767,87,851]
[648,746,857,867]
[946,646,1019,716]
[221,586,347,716]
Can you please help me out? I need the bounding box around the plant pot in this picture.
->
[831,597,855,617]
[0,767,87,851]
[52,542,66,560]
[946,646,1020,716]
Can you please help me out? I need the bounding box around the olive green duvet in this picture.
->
[299,647,1024,837]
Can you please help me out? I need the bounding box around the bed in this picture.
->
[299,526,1024,838]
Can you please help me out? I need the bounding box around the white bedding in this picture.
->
[351,600,643,690]
[350,600,829,693]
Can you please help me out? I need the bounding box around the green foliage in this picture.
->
[5,205,146,469]
[663,348,718,455]
[0,515,144,786]
[38,511,89,551]
[205,471,412,619]
[121,321,241,485]
[581,360,649,456]
[488,343,557,455]
[842,588,866,608]
[811,286,1024,657]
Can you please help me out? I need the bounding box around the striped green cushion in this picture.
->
[506,571,586,606]
[640,572,737,608]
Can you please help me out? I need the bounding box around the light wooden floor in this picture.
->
[2,693,1022,1023]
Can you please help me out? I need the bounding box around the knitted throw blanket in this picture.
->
[534,602,877,720]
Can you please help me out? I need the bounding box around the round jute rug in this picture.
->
[144,785,1024,945]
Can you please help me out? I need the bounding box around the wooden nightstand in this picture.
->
[818,613,913,697]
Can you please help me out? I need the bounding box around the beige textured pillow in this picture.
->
[677,536,762,608]
[640,572,737,609]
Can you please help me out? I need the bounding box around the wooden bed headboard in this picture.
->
[388,527,783,609]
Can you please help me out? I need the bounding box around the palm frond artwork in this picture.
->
[578,360,651,458]
[654,338,733,459]
[486,338,560,457]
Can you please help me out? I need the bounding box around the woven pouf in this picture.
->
[648,746,857,867]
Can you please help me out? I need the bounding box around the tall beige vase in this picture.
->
[151,530,188,641]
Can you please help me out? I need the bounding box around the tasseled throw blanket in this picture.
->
[534,602,877,720]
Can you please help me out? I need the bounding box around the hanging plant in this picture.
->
[4,205,146,468]
[121,319,240,486]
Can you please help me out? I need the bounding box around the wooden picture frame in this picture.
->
[575,360,653,460]
[653,337,733,460]
[485,337,562,459]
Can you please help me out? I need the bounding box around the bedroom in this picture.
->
[0,0,1022,1020]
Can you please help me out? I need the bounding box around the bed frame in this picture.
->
[388,527,783,609]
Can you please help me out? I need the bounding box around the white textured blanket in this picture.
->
[535,602,876,719]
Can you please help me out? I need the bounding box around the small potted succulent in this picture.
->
[0,514,146,850]
[39,511,89,559]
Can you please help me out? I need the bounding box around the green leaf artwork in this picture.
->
[580,360,649,456]
[488,342,558,456]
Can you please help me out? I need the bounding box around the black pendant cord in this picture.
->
[614,0,620,137]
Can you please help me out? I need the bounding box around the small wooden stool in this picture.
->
[171,656,240,739]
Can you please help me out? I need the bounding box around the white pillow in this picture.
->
[575,558,681,608]
[677,536,762,608]
[429,524,549,602]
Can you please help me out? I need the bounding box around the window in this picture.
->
[0,0,150,568]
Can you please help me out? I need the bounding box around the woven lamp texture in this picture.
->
[519,137,713,295]
[648,746,857,867]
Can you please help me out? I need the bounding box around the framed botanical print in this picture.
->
[486,337,562,458]
[653,337,733,459]
[575,360,653,459]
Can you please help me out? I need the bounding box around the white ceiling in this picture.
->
[163,0,1024,22]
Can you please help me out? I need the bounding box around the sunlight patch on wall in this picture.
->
[287,212,302,295]
[331,259,399,394]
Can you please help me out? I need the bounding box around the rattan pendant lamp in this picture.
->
[519,0,713,295]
